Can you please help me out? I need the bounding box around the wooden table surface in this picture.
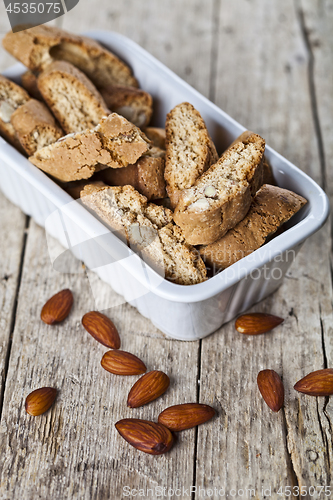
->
[0,1,332,498]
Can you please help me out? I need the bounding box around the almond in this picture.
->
[115,418,174,455]
[294,369,333,396]
[41,289,73,325]
[127,370,170,408]
[25,387,57,416]
[158,403,215,431]
[82,311,120,349]
[101,350,146,376]
[235,313,284,335]
[257,370,284,412]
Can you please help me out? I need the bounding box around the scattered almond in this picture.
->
[115,418,174,455]
[127,370,170,408]
[294,368,333,396]
[82,311,120,349]
[257,370,284,412]
[25,387,57,416]
[235,313,284,335]
[101,350,146,376]
[158,403,215,431]
[40,289,73,325]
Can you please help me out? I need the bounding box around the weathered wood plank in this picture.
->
[196,0,333,493]
[0,221,199,499]
[61,0,216,98]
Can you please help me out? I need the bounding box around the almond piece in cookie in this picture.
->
[200,184,307,269]
[29,113,150,182]
[0,74,30,152]
[174,132,265,245]
[37,61,109,134]
[100,85,153,128]
[165,102,218,208]
[11,99,63,155]
[80,183,206,285]
[98,147,166,201]
[2,25,138,88]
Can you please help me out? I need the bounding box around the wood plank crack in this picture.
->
[0,216,30,418]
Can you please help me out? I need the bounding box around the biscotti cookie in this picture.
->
[100,85,153,128]
[143,127,166,150]
[2,25,138,89]
[174,132,265,245]
[21,70,43,100]
[29,113,150,182]
[11,99,63,155]
[98,147,166,201]
[0,74,30,151]
[37,61,109,134]
[200,184,307,269]
[164,102,219,208]
[80,183,206,285]
[227,130,276,185]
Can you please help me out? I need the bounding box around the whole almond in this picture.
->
[158,403,215,431]
[294,369,333,396]
[82,311,120,349]
[101,350,146,376]
[25,387,57,416]
[41,289,73,325]
[257,370,284,412]
[115,418,174,455]
[235,313,284,335]
[127,370,170,408]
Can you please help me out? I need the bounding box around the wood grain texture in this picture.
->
[0,221,199,499]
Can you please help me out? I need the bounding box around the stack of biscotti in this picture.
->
[172,131,265,245]
[80,183,207,285]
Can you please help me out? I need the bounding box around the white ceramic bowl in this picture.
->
[0,30,329,340]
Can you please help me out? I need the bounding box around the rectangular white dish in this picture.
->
[0,30,329,341]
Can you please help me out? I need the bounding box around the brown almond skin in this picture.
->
[101,350,146,376]
[257,370,284,412]
[41,289,73,325]
[127,370,170,408]
[158,403,215,431]
[82,311,120,349]
[25,387,57,416]
[235,313,284,335]
[294,369,333,396]
[115,418,173,455]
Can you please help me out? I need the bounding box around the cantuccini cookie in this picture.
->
[2,25,138,89]
[165,102,219,208]
[100,85,153,128]
[98,147,166,201]
[143,127,166,150]
[29,113,151,182]
[227,130,276,185]
[37,61,109,134]
[80,183,206,285]
[200,184,307,269]
[0,74,30,151]
[174,132,265,245]
[11,99,63,155]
